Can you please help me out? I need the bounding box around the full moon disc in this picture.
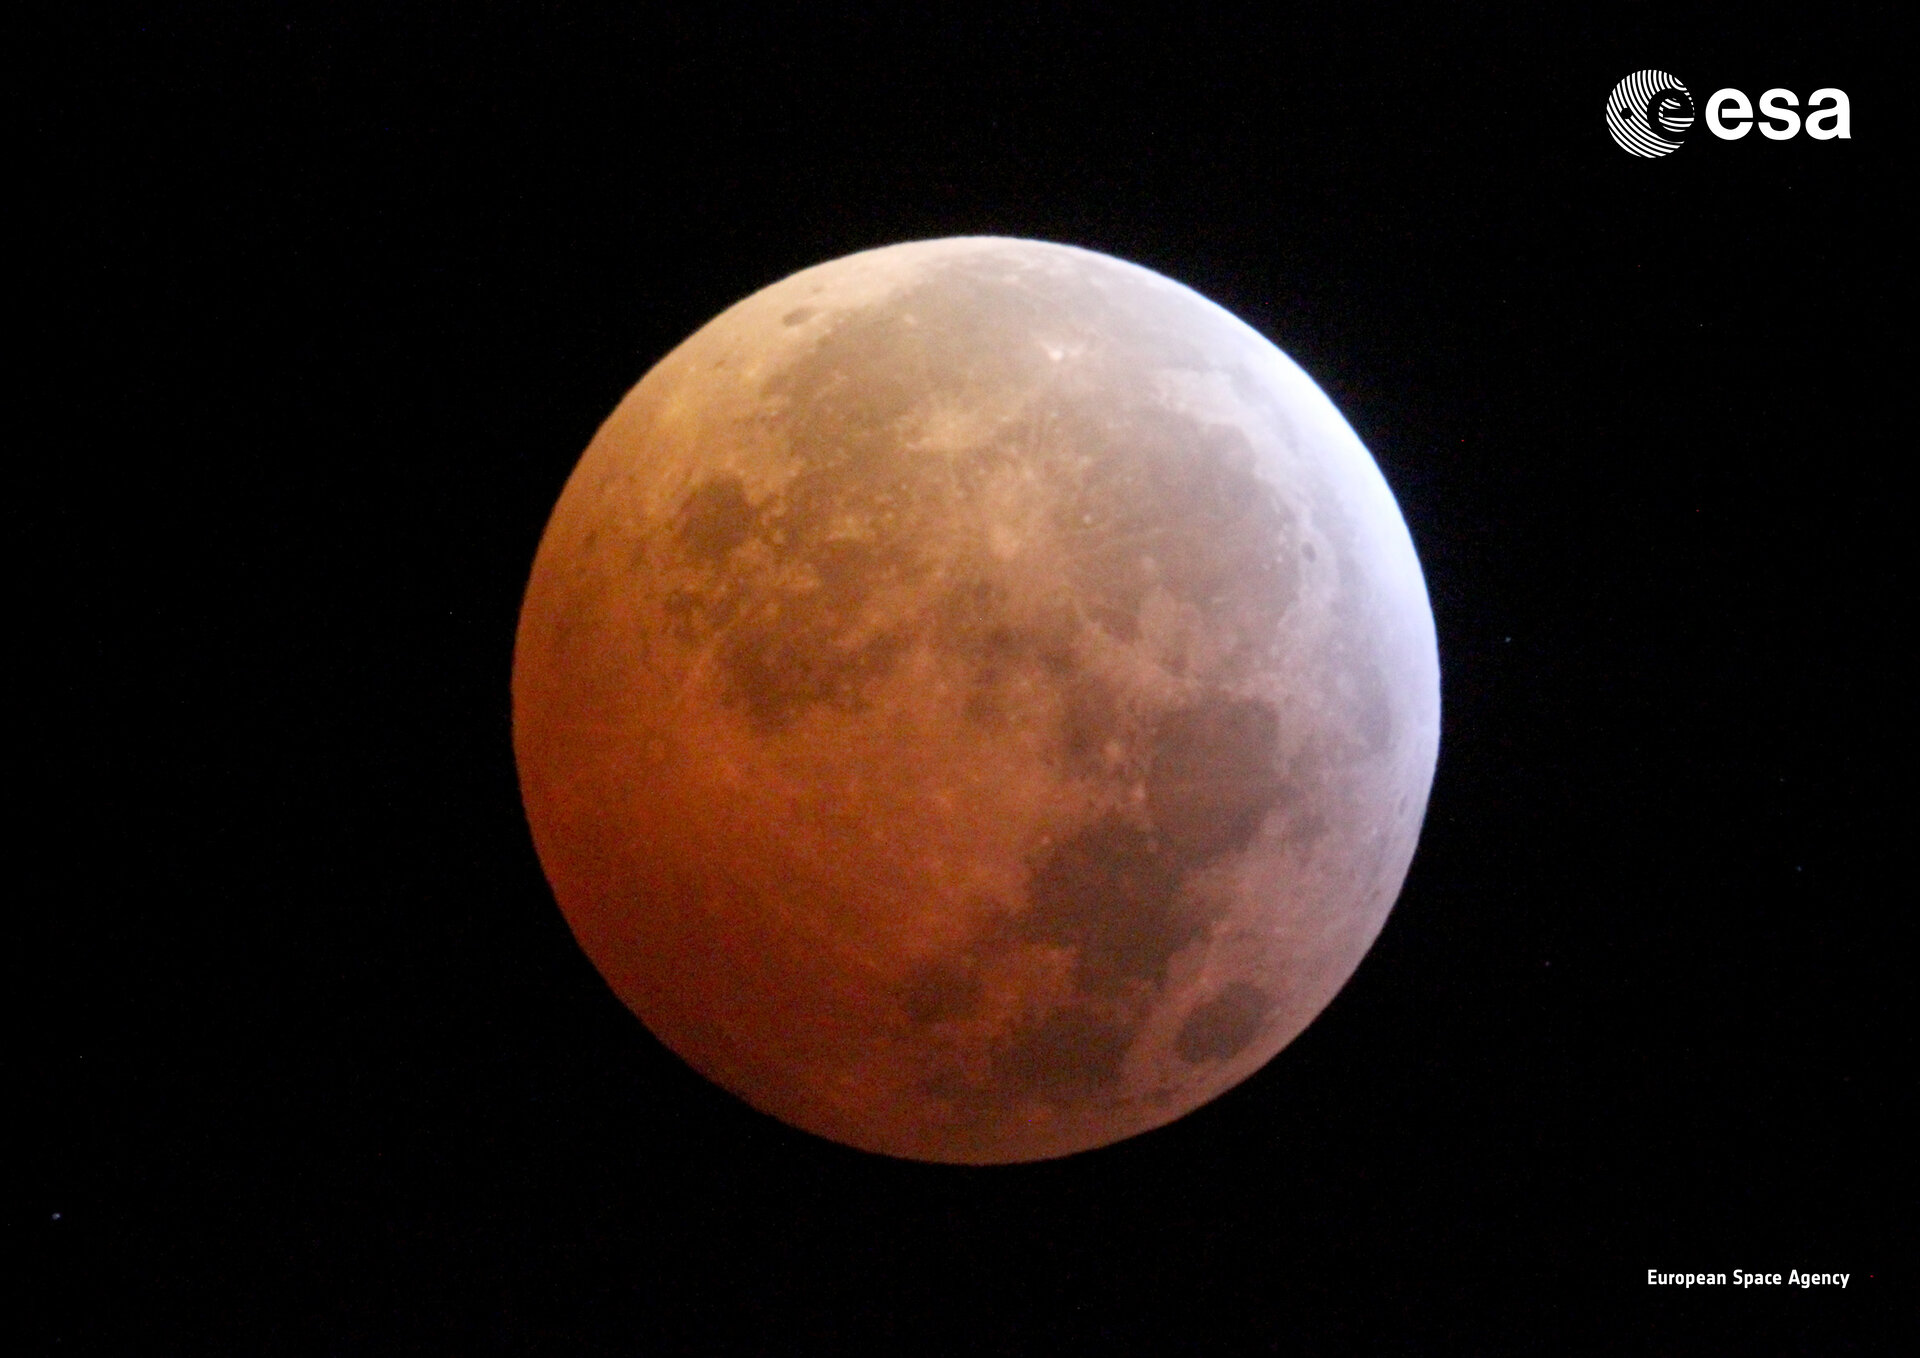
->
[513,238,1439,1163]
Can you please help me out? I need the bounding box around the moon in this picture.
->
[513,238,1439,1163]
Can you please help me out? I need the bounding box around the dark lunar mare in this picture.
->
[989,692,1285,1102]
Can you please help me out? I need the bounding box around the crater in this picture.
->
[1174,982,1272,1063]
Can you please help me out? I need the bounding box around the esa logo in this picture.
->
[1606,71,1852,158]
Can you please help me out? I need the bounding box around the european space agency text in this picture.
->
[1647,1270,1850,1288]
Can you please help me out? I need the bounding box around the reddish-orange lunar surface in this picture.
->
[513,239,1439,1163]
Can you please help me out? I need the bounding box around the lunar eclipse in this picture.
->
[512,237,1440,1162]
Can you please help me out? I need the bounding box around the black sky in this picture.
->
[25,5,1903,1353]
